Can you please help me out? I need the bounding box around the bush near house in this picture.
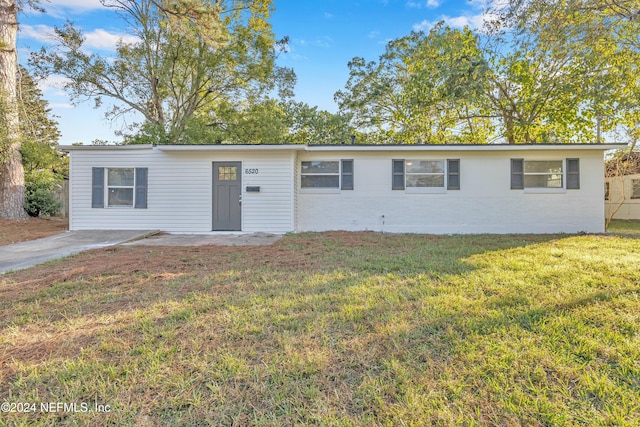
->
[24,178,62,217]
[0,231,639,426]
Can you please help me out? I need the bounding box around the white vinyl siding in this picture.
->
[241,155,295,233]
[69,149,295,233]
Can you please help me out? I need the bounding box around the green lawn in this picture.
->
[1,231,639,426]
[608,219,640,234]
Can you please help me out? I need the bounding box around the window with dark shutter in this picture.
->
[511,159,524,189]
[92,167,105,208]
[566,158,580,189]
[93,167,148,208]
[135,168,148,208]
[447,159,460,190]
[341,159,353,190]
[392,159,404,190]
[301,161,340,188]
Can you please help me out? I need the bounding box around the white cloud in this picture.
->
[410,0,506,32]
[36,75,72,97]
[20,24,138,51]
[467,0,489,9]
[20,24,56,44]
[413,11,496,32]
[83,29,139,51]
[51,0,103,9]
[45,0,105,16]
[407,0,441,8]
[413,19,437,31]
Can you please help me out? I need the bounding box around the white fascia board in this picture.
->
[156,144,306,152]
[58,144,154,152]
[59,142,629,153]
[304,143,629,152]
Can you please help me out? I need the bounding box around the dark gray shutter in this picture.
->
[135,168,148,209]
[511,159,524,189]
[92,167,104,208]
[392,159,404,190]
[341,159,353,190]
[447,159,460,190]
[566,158,580,189]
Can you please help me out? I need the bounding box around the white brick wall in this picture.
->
[296,149,606,234]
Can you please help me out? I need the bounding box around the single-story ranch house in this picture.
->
[60,143,626,234]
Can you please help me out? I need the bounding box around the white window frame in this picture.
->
[406,160,445,188]
[399,159,448,194]
[523,160,563,188]
[522,159,566,194]
[300,160,353,193]
[106,168,136,207]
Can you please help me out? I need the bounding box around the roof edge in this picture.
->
[305,143,628,151]
[156,144,305,151]
[58,142,629,152]
[58,144,154,152]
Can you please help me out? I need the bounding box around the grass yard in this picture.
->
[608,219,640,234]
[1,231,639,426]
[0,217,68,246]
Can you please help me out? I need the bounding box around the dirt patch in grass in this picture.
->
[0,217,68,246]
[2,231,638,426]
[0,236,321,303]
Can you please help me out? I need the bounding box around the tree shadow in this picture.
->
[1,231,637,424]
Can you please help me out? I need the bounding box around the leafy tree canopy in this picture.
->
[31,0,295,144]
[19,66,67,180]
[336,0,640,144]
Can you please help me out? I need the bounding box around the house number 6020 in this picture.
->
[245,168,259,174]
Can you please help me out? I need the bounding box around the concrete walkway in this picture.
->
[0,230,283,274]
[0,230,155,274]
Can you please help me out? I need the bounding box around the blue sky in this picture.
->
[18,0,493,144]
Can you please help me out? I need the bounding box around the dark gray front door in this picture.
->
[213,162,241,231]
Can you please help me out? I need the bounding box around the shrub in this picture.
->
[25,183,62,217]
[24,170,63,217]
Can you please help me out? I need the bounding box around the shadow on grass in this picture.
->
[1,231,639,425]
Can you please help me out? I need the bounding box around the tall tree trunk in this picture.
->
[504,116,516,144]
[0,0,27,219]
